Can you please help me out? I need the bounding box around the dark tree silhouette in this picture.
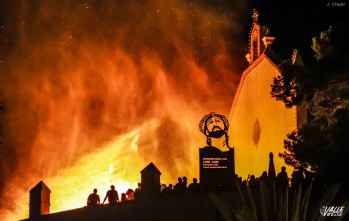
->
[271,60,302,108]
[271,19,349,109]
[279,129,302,169]
[280,110,349,187]
[274,20,349,190]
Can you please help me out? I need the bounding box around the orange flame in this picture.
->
[0,1,244,220]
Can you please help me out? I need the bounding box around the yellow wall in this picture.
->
[228,56,297,179]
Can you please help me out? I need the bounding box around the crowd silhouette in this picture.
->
[86,176,204,207]
[86,169,315,207]
[233,167,312,192]
[78,151,349,221]
[86,152,319,209]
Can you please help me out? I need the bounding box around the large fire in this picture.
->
[0,1,246,220]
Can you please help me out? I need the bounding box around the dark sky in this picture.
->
[250,0,348,62]
[0,0,347,219]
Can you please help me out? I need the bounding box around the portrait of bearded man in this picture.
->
[199,112,230,149]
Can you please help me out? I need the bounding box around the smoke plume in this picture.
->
[0,0,247,219]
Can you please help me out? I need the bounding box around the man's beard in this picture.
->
[208,129,225,138]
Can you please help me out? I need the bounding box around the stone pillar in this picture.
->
[140,162,161,199]
[29,181,51,220]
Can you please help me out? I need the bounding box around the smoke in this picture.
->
[0,0,247,219]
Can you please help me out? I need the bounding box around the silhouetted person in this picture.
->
[102,185,119,205]
[276,167,289,203]
[242,179,247,188]
[181,176,188,193]
[291,170,304,189]
[87,188,100,206]
[134,183,142,200]
[121,193,127,203]
[248,175,257,189]
[174,177,183,194]
[161,184,173,196]
[160,184,167,192]
[168,184,173,191]
[188,178,201,194]
[126,188,135,200]
[276,166,289,187]
[233,174,241,187]
[259,171,268,185]
[237,177,243,186]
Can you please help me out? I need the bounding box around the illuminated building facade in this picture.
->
[228,10,306,178]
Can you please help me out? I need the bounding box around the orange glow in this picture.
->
[228,56,296,179]
[0,1,244,220]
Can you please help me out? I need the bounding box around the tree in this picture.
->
[280,110,349,186]
[272,20,349,109]
[273,21,349,189]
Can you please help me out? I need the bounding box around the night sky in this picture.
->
[0,0,347,220]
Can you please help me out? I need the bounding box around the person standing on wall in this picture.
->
[87,188,100,206]
[102,185,119,205]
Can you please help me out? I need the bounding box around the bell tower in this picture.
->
[250,9,261,64]
[246,9,275,65]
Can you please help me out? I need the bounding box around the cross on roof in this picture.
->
[252,9,259,22]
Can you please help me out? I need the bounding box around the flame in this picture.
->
[109,163,114,177]
[0,1,245,220]
[131,133,139,151]
[46,124,150,212]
